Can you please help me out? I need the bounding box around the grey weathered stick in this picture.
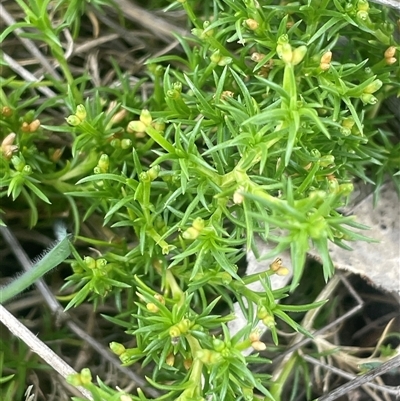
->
[0,3,62,80]
[370,0,400,10]
[316,354,400,400]
[304,355,399,396]
[112,0,187,42]
[0,304,93,400]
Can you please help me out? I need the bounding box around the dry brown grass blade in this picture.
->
[0,304,94,401]
[1,52,57,98]
[112,0,188,42]
[0,3,61,80]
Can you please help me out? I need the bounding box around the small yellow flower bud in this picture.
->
[50,148,63,162]
[23,165,32,175]
[320,63,331,71]
[152,120,166,132]
[342,118,355,129]
[385,57,397,65]
[201,21,214,38]
[360,93,378,105]
[327,177,339,194]
[217,56,232,66]
[384,46,396,59]
[110,342,126,356]
[66,373,83,386]
[357,10,369,21]
[110,109,128,125]
[66,115,82,126]
[257,305,269,320]
[80,368,92,385]
[210,51,231,66]
[146,302,159,313]
[127,120,146,134]
[213,338,225,352]
[251,52,265,63]
[176,318,191,334]
[84,256,96,269]
[262,315,276,328]
[196,349,223,365]
[182,226,200,240]
[320,51,332,65]
[11,155,25,172]
[338,183,354,195]
[29,119,41,132]
[249,329,262,342]
[75,104,87,121]
[217,272,232,285]
[320,154,335,167]
[147,165,160,181]
[363,79,383,94]
[166,353,175,366]
[2,133,16,148]
[97,154,109,173]
[252,340,267,351]
[233,187,245,204]
[309,190,326,201]
[183,358,192,370]
[192,217,205,232]
[244,18,259,30]
[270,257,282,272]
[320,51,332,70]
[139,109,152,126]
[169,325,181,338]
[121,138,132,150]
[357,0,369,12]
[220,91,234,100]
[277,42,293,64]
[291,45,307,66]
[1,133,18,159]
[21,122,31,133]
[154,293,165,304]
[1,106,13,117]
[276,266,290,276]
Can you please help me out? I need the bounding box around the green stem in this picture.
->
[145,125,176,154]
[282,63,297,109]
[269,353,298,401]
[181,2,202,29]
[50,45,82,103]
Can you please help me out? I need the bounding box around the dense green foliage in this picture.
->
[1,0,399,400]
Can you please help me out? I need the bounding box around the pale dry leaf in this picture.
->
[228,243,292,353]
[309,181,400,294]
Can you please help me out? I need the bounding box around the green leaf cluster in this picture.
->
[1,0,399,400]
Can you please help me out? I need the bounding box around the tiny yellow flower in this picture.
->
[252,340,267,351]
[29,119,41,132]
[1,133,18,159]
[244,18,259,30]
[166,353,175,366]
[384,46,396,59]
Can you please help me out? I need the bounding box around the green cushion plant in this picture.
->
[0,0,399,400]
